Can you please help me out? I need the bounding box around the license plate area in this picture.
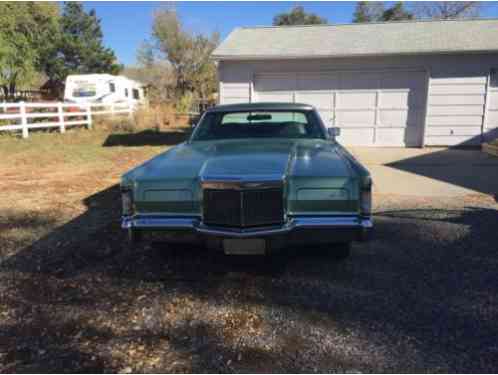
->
[223,239,266,255]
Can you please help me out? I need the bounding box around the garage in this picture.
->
[254,70,426,146]
[213,19,498,147]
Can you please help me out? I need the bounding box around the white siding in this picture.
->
[218,62,251,104]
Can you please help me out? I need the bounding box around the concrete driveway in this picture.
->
[348,147,498,197]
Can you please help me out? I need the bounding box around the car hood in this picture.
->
[122,138,353,185]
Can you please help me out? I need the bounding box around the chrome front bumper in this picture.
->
[122,215,373,242]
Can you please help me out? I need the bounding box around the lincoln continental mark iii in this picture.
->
[121,103,372,258]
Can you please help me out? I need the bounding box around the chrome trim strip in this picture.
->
[200,175,284,190]
[122,215,373,238]
[122,217,198,230]
[196,223,291,237]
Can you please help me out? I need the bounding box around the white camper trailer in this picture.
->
[64,74,146,106]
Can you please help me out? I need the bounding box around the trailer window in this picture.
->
[109,82,116,93]
[72,82,96,97]
[132,89,140,100]
[125,88,129,97]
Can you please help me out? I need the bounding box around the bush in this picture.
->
[93,116,136,133]
[176,92,194,114]
[133,103,179,130]
[92,103,193,133]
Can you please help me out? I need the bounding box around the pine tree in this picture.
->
[381,2,414,21]
[353,2,385,23]
[44,2,121,90]
[273,6,327,26]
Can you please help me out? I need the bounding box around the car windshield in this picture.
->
[192,110,325,141]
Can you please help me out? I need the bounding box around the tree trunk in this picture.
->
[1,85,8,99]
[8,81,16,100]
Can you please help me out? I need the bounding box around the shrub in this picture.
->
[93,116,136,133]
[133,103,179,130]
[176,92,194,114]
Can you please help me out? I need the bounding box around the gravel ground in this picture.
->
[1,187,497,373]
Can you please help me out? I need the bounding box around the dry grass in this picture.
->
[133,103,194,131]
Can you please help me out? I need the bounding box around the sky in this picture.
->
[83,1,498,67]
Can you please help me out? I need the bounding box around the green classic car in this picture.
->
[121,103,372,258]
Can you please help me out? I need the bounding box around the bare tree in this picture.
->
[412,2,481,19]
[150,8,219,101]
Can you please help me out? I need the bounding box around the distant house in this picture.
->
[40,79,65,100]
[212,19,498,147]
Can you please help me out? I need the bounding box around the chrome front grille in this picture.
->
[203,187,284,228]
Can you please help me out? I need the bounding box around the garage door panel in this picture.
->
[223,83,250,98]
[337,128,375,146]
[427,115,483,126]
[376,128,407,145]
[425,126,482,136]
[381,91,409,108]
[429,95,485,106]
[431,76,487,85]
[382,91,424,108]
[425,135,481,146]
[337,92,376,109]
[429,105,484,116]
[430,84,486,95]
[336,110,375,126]
[379,109,408,127]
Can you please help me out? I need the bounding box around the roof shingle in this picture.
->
[212,19,498,60]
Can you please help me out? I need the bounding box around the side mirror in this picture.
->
[328,127,341,138]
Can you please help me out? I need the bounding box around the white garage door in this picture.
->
[254,70,427,147]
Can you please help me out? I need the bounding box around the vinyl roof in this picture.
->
[207,102,315,112]
[212,19,498,60]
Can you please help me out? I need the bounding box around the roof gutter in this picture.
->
[211,49,498,61]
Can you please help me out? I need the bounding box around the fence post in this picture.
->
[58,102,65,133]
[20,101,28,139]
[86,104,93,130]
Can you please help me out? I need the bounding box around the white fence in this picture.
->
[0,101,134,138]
